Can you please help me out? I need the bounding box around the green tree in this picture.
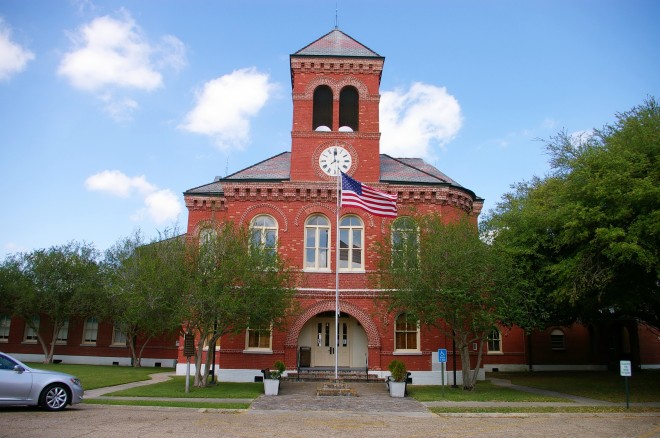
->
[103,229,188,366]
[5,242,103,363]
[376,216,524,390]
[182,222,295,388]
[485,98,660,327]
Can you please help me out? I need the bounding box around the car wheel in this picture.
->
[39,384,70,411]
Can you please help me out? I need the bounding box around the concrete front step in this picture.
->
[284,371,383,383]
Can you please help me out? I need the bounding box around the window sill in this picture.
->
[338,270,366,274]
[80,343,97,346]
[487,351,504,355]
[393,351,422,356]
[243,349,273,354]
[22,340,38,344]
[303,268,332,273]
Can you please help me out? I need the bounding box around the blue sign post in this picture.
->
[438,349,447,394]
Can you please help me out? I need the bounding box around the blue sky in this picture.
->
[1,0,658,258]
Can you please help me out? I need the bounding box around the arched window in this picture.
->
[199,227,217,246]
[550,329,565,350]
[395,313,419,351]
[250,215,278,257]
[339,86,359,131]
[487,328,502,353]
[391,217,418,268]
[313,85,333,131]
[339,215,363,271]
[304,215,330,270]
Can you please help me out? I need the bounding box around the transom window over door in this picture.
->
[339,215,363,271]
[305,215,330,270]
[395,313,419,352]
[250,215,278,257]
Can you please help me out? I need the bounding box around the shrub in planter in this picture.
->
[263,360,286,396]
[388,360,407,398]
[388,360,407,382]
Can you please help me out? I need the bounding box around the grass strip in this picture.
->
[106,378,262,399]
[430,406,660,414]
[85,399,249,410]
[409,381,569,402]
[493,370,660,403]
[26,363,173,390]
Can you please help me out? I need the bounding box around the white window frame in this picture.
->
[339,215,364,272]
[56,320,69,344]
[550,328,565,350]
[394,313,420,353]
[250,215,278,255]
[24,316,39,343]
[487,328,503,354]
[244,325,273,353]
[304,214,331,271]
[82,317,99,345]
[112,324,128,346]
[0,315,11,342]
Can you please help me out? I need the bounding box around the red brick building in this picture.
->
[175,29,659,383]
[3,29,657,379]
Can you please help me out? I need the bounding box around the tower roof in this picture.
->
[292,29,382,58]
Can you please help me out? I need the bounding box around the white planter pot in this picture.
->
[389,381,406,398]
[264,379,280,396]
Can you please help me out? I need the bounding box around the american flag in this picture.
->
[340,172,397,218]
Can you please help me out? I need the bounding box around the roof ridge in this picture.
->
[380,154,449,184]
[224,151,291,180]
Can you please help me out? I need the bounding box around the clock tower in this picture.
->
[289,29,384,183]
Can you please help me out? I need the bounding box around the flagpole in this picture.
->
[334,170,340,380]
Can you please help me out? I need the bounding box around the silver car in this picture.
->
[0,352,84,411]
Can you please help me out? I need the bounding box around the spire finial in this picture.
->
[335,1,339,29]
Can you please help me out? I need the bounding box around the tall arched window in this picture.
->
[339,215,363,271]
[250,215,278,257]
[391,217,418,268]
[313,85,333,131]
[395,313,419,351]
[550,328,565,350]
[339,86,359,131]
[304,215,330,270]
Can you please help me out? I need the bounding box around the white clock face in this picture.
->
[318,146,352,176]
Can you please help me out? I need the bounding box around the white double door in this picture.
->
[313,317,350,367]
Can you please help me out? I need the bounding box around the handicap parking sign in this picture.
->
[438,348,447,363]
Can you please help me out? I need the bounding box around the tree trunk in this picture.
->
[136,335,153,367]
[45,320,63,364]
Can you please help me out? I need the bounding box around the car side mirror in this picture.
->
[13,365,25,374]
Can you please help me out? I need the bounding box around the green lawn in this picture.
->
[408,381,569,402]
[492,370,660,403]
[26,363,172,390]
[106,377,263,399]
[429,406,660,414]
[85,399,250,410]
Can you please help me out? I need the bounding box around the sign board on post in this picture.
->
[620,360,632,377]
[620,360,632,409]
[438,349,447,363]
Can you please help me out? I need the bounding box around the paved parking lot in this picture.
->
[1,404,659,438]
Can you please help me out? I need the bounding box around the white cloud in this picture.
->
[180,67,275,150]
[58,9,186,119]
[85,170,181,224]
[0,19,35,81]
[380,83,462,161]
